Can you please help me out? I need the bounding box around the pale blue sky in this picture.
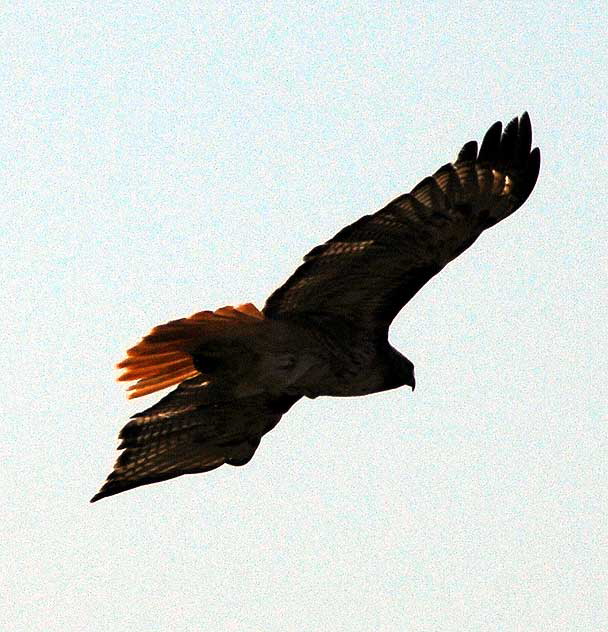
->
[2,2,605,631]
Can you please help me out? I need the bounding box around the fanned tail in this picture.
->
[117,303,265,398]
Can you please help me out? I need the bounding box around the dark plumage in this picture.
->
[92,113,540,502]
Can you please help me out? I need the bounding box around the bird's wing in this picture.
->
[91,376,299,502]
[263,113,540,338]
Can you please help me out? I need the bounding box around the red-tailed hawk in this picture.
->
[91,113,540,502]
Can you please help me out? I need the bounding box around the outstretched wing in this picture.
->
[91,376,299,502]
[264,113,540,338]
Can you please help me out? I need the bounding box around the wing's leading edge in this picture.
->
[263,113,540,338]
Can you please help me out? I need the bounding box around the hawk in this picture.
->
[91,113,540,502]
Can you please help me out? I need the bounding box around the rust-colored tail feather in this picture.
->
[117,303,264,398]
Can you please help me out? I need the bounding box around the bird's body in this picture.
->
[92,113,540,502]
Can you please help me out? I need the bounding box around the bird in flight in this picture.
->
[91,113,540,502]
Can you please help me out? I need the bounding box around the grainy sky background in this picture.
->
[2,2,605,631]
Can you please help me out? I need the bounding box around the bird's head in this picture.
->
[386,348,416,392]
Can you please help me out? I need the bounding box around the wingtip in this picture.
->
[517,112,533,161]
[90,479,118,503]
[89,479,132,502]
[500,115,520,162]
[457,140,478,163]
[90,487,122,503]
[478,120,502,162]
[529,145,541,165]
